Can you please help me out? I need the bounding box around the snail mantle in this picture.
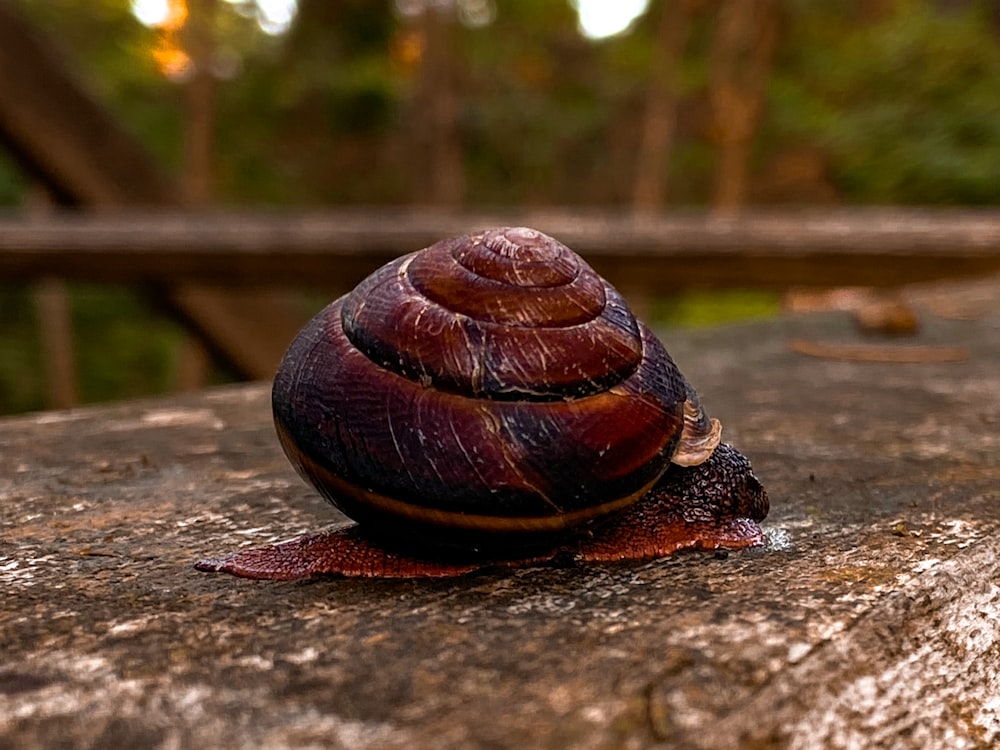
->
[196,227,768,579]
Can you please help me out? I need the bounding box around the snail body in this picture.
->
[197,228,768,580]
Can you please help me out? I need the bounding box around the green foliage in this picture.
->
[0,288,44,413]
[653,290,782,329]
[70,286,188,404]
[0,285,192,414]
[5,0,1000,206]
[770,0,1000,204]
[0,151,27,206]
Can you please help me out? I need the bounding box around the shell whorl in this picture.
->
[341,227,642,400]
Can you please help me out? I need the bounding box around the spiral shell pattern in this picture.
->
[272,228,694,542]
[342,227,642,400]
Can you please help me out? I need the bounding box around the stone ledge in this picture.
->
[2,297,997,749]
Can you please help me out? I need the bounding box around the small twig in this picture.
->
[788,338,969,364]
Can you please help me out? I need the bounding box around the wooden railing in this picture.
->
[2,208,1000,290]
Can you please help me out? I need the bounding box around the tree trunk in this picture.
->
[415,4,464,206]
[631,0,697,214]
[183,0,218,207]
[708,0,779,214]
[177,0,219,389]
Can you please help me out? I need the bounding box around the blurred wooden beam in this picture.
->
[0,209,998,290]
[0,2,175,205]
[0,0,304,379]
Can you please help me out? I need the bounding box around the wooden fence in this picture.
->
[2,208,1000,290]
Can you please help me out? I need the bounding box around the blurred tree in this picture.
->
[455,0,606,204]
[6,0,185,182]
[769,0,1000,204]
[253,0,402,203]
[708,0,780,213]
[406,1,465,205]
[631,0,700,212]
[2,0,1000,209]
[183,0,218,206]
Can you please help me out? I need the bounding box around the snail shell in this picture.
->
[271,227,721,548]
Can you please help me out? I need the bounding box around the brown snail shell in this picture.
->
[197,227,766,579]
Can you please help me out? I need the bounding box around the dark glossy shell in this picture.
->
[272,227,707,544]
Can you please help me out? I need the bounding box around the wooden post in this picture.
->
[32,277,79,409]
[25,185,78,409]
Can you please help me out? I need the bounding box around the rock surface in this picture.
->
[1,299,998,749]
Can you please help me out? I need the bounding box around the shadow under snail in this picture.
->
[196,227,769,580]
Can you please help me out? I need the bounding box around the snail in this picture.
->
[196,227,768,580]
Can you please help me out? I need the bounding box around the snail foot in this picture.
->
[572,514,765,563]
[194,524,552,580]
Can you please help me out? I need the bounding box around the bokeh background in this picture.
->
[2,0,999,414]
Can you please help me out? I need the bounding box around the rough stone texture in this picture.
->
[1,294,998,749]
